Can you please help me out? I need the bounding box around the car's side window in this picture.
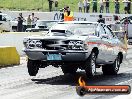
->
[104,26,114,38]
[95,25,99,36]
[95,25,105,37]
[99,25,106,36]
[107,26,116,38]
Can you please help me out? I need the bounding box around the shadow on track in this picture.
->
[32,71,132,86]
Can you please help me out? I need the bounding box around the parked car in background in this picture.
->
[26,20,58,32]
[23,21,127,78]
[0,13,13,32]
[0,13,27,32]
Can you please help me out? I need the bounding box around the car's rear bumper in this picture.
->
[23,49,90,61]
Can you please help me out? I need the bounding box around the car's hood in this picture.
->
[25,34,89,41]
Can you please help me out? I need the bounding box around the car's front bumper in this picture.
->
[23,49,90,61]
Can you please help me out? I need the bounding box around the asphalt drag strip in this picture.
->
[0,49,132,99]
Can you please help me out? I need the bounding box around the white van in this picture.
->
[0,13,13,32]
[0,13,27,32]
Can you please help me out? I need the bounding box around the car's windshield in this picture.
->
[36,21,57,29]
[50,23,97,35]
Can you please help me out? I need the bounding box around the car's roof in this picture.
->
[37,20,59,22]
[58,21,98,24]
[0,13,8,16]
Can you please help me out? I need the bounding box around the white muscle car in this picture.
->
[23,21,127,77]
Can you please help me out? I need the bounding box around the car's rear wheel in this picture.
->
[27,59,39,76]
[85,52,97,78]
[61,65,77,75]
[102,55,121,75]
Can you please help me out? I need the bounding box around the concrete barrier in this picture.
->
[0,46,20,66]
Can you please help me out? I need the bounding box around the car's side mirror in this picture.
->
[100,34,109,39]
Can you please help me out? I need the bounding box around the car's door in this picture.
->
[95,24,110,63]
[103,25,118,62]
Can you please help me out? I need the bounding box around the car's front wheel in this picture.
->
[85,52,97,78]
[27,59,39,76]
[102,55,121,75]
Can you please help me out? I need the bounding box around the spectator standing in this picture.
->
[60,8,64,21]
[64,7,68,17]
[128,0,131,14]
[123,0,129,14]
[112,15,120,31]
[31,13,38,28]
[92,0,97,12]
[105,0,109,13]
[115,0,120,14]
[54,0,58,11]
[67,6,72,16]
[78,0,83,12]
[48,0,53,12]
[97,14,105,23]
[87,0,91,13]
[99,0,104,13]
[114,15,120,23]
[64,6,71,16]
[64,6,74,21]
[17,13,24,32]
[27,15,32,28]
[83,0,88,13]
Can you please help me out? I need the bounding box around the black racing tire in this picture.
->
[102,55,121,75]
[27,59,39,76]
[76,87,86,97]
[85,52,97,78]
[61,65,77,75]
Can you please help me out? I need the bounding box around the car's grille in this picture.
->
[41,40,69,50]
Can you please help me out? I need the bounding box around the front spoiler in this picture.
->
[23,49,88,53]
[23,48,90,61]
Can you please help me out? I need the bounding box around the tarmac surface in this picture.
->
[0,46,132,99]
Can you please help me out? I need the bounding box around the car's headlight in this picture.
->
[28,40,36,49]
[68,40,84,50]
[36,41,42,48]
[23,39,42,49]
